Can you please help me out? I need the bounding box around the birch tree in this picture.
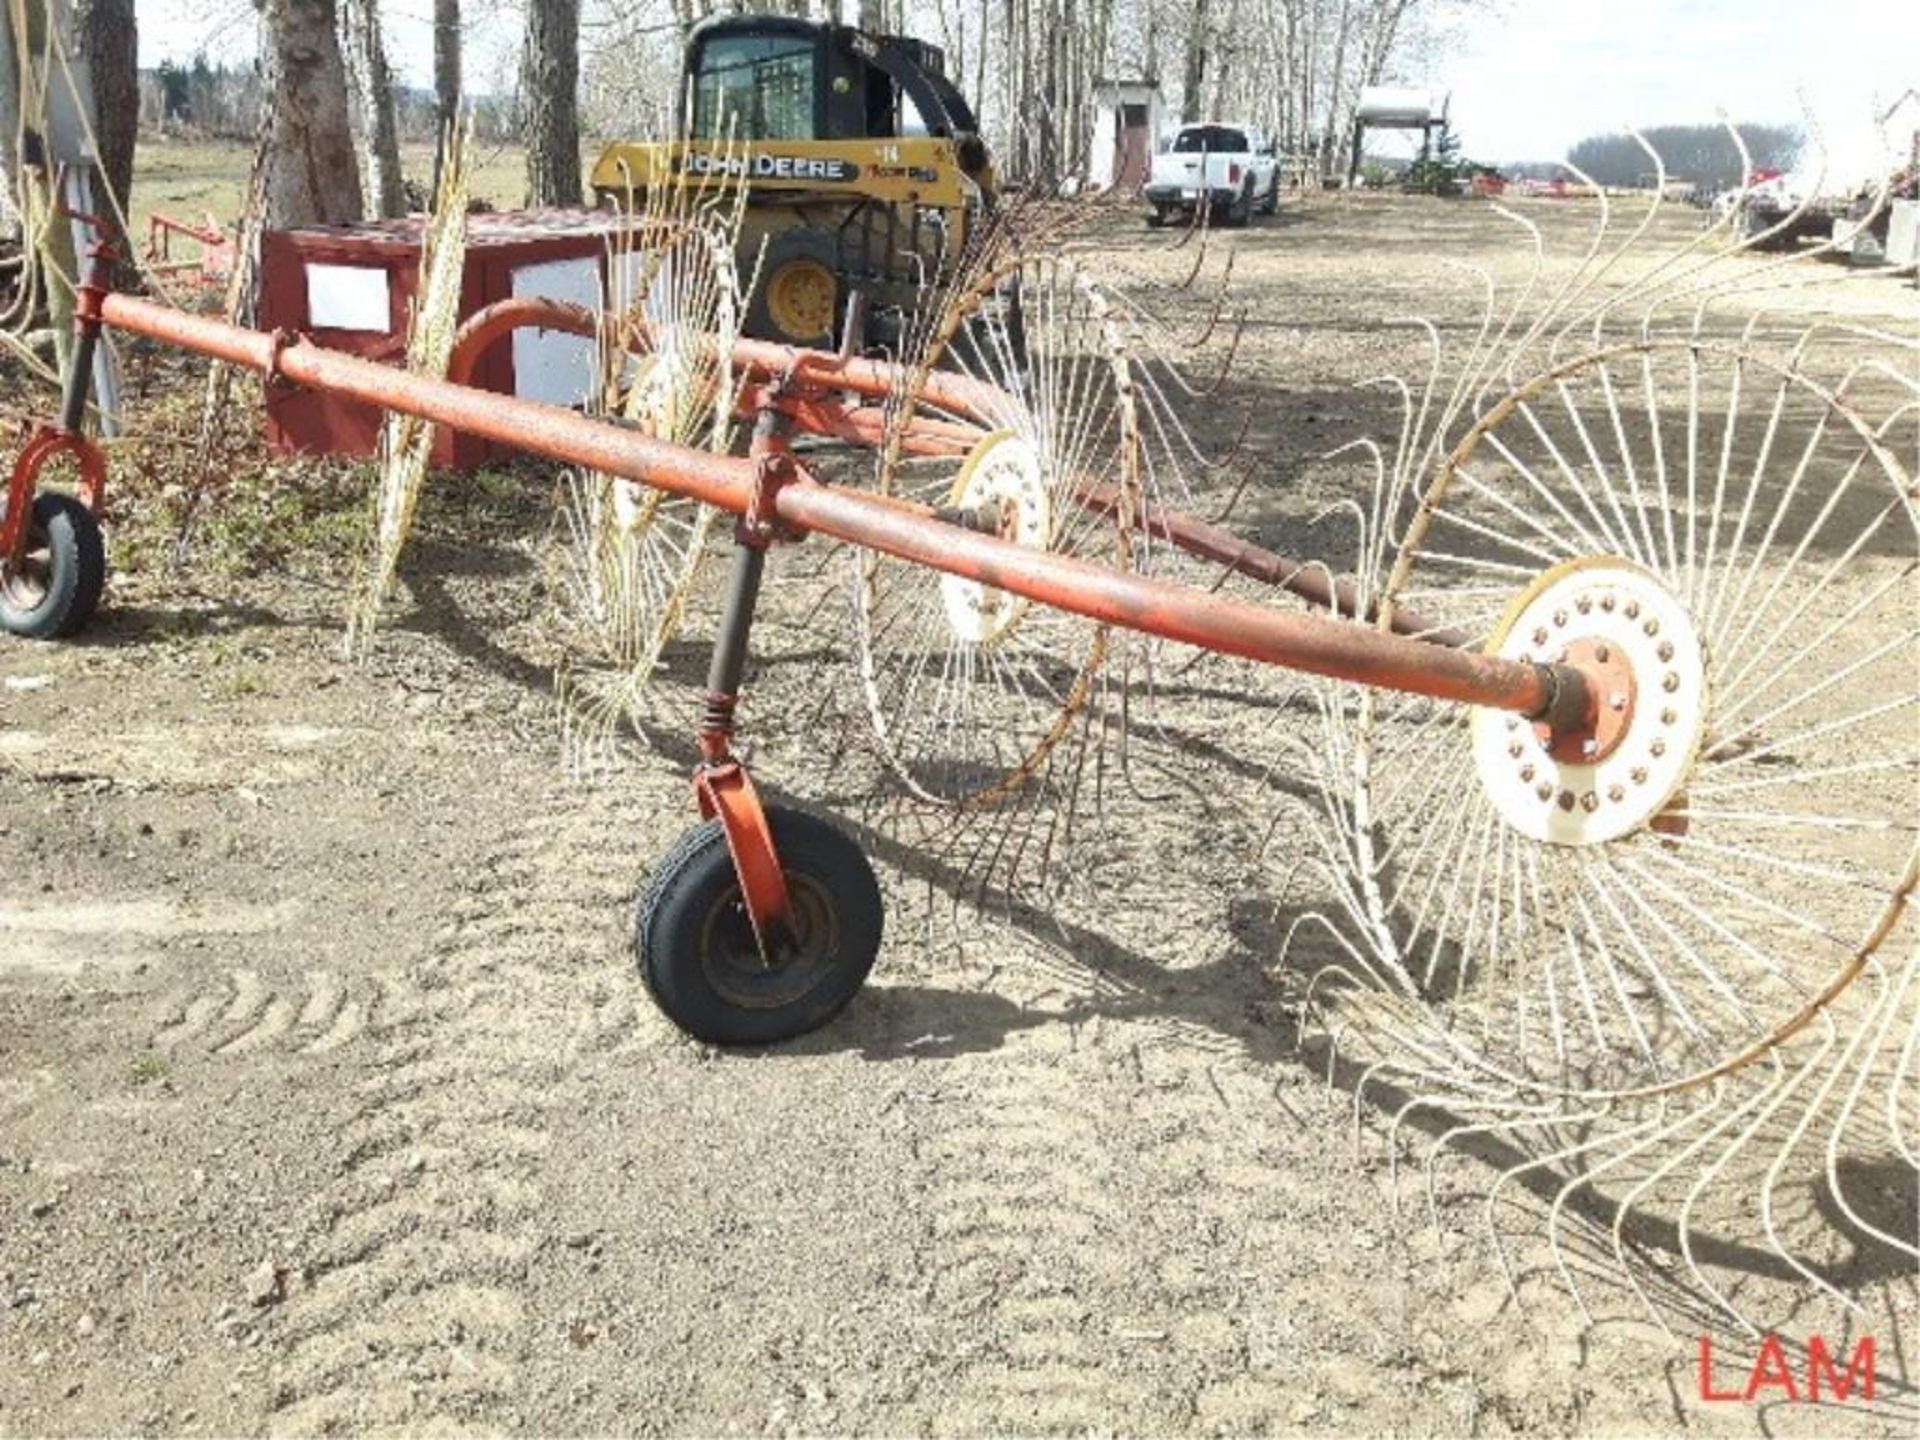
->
[342,0,405,218]
[523,0,584,205]
[256,0,362,227]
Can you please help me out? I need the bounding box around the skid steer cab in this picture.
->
[591,14,997,350]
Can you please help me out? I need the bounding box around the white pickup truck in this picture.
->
[1144,123,1280,227]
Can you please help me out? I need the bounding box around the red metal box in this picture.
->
[258,209,635,470]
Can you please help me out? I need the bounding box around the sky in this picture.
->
[1433,0,1919,177]
[138,0,1920,182]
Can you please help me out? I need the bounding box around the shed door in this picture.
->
[1117,104,1151,189]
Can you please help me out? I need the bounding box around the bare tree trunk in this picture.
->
[522,0,583,205]
[256,0,363,228]
[432,0,460,188]
[973,2,987,141]
[1180,0,1210,124]
[1317,0,1353,175]
[75,0,137,270]
[342,0,405,218]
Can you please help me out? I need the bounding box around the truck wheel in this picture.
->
[1145,205,1167,228]
[1228,182,1254,228]
[747,229,842,348]
[1260,178,1280,215]
[634,806,884,1046]
[0,492,105,640]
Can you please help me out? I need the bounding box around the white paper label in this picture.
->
[305,263,391,332]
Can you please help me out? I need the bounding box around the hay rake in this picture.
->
[3,184,1914,1334]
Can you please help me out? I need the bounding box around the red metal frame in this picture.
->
[142,212,236,282]
[2,427,107,569]
[4,229,113,567]
[96,290,1574,720]
[5,283,1616,948]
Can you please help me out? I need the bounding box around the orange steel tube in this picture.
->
[444,299,1004,423]
[444,302,983,457]
[774,481,1551,712]
[447,295,605,387]
[101,293,1552,716]
[1077,482,1467,646]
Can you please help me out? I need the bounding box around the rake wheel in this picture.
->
[556,219,739,758]
[853,252,1140,809]
[1334,338,1918,1100]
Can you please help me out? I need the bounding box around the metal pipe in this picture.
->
[1078,481,1469,647]
[98,293,1558,718]
[56,324,97,434]
[774,479,1558,715]
[707,541,767,703]
[104,294,762,513]
[446,295,603,387]
[444,303,987,457]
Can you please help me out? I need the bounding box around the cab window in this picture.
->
[692,33,816,139]
[1173,126,1248,154]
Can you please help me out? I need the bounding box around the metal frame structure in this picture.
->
[7,225,1612,960]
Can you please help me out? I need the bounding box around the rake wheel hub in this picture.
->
[1472,558,1705,846]
[939,431,1050,646]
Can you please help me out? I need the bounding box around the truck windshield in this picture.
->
[1173,127,1248,153]
[692,34,816,139]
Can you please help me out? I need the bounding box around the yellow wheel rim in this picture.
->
[767,257,837,341]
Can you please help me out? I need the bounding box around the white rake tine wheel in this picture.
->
[556,222,736,761]
[853,253,1140,810]
[1345,338,1918,1102]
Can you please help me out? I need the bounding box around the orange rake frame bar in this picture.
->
[97,290,1580,725]
[443,297,1458,640]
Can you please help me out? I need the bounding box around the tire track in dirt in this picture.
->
[916,1015,1158,1432]
[151,969,417,1057]
[265,784,659,1435]
[914,968,1358,1434]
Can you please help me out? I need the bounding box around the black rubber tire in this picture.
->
[744,228,842,347]
[0,492,105,640]
[1145,206,1167,229]
[635,806,884,1046]
[1260,177,1280,215]
[1226,182,1254,228]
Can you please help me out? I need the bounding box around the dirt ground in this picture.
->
[2,193,1916,1437]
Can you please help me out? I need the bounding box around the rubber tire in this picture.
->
[0,492,105,640]
[1260,177,1279,215]
[745,228,842,348]
[1225,183,1254,228]
[1145,206,1167,228]
[635,805,884,1046]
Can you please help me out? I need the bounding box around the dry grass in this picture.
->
[127,136,554,239]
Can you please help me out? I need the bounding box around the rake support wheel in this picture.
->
[0,492,106,640]
[635,806,884,1046]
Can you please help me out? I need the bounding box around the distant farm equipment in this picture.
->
[141,211,236,284]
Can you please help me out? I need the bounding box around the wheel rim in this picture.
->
[698,870,842,1011]
[767,257,837,340]
[1,534,52,611]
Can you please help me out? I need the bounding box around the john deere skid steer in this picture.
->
[592,15,998,349]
